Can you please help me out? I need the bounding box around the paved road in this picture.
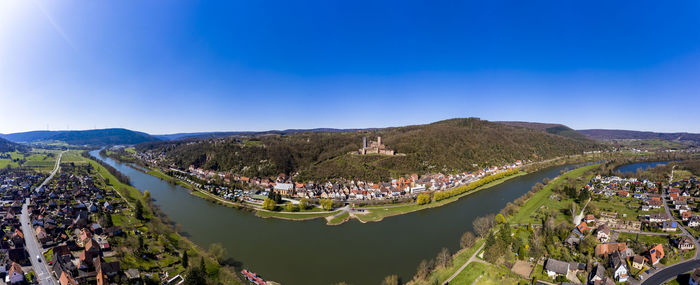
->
[641,259,700,285]
[20,151,63,285]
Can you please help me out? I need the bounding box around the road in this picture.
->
[641,259,700,285]
[20,151,64,285]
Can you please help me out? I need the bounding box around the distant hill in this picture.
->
[138,118,601,181]
[0,137,29,152]
[496,121,591,141]
[578,129,700,145]
[1,128,160,146]
[155,128,372,140]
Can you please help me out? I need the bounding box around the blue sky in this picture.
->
[1,0,699,134]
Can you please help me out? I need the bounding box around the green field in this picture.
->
[327,211,350,225]
[255,209,336,220]
[509,164,599,225]
[591,195,663,222]
[618,232,668,245]
[450,262,521,285]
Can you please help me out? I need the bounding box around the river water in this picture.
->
[613,161,671,174]
[91,150,588,285]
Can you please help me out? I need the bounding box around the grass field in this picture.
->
[591,195,663,221]
[509,164,600,225]
[327,211,350,225]
[450,262,521,285]
[618,232,668,244]
[409,239,486,285]
[255,209,336,220]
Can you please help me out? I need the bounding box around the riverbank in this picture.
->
[81,152,242,284]
[354,171,528,223]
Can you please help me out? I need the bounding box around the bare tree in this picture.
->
[436,248,452,269]
[415,259,434,280]
[381,275,401,285]
[473,214,495,238]
[460,231,476,249]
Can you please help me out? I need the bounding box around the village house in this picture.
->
[596,224,611,242]
[595,242,627,257]
[662,221,678,232]
[609,251,629,282]
[545,258,570,278]
[585,214,596,224]
[631,255,645,270]
[588,264,605,284]
[674,236,695,250]
[646,244,665,265]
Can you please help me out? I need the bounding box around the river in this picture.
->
[613,161,671,174]
[90,149,588,285]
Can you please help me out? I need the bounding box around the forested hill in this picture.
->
[496,121,591,141]
[0,138,29,152]
[578,129,700,145]
[137,118,601,182]
[1,128,160,146]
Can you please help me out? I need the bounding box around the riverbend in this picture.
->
[91,149,590,285]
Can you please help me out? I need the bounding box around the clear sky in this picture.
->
[1,0,699,134]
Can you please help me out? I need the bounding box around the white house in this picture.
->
[610,252,629,282]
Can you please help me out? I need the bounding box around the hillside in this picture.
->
[0,137,29,152]
[496,121,591,141]
[154,128,371,141]
[1,128,160,146]
[137,118,601,181]
[578,129,700,144]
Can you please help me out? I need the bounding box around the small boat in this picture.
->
[241,269,267,285]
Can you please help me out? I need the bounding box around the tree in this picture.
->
[138,236,144,250]
[103,212,113,228]
[416,193,431,205]
[382,275,400,285]
[208,243,226,264]
[285,202,298,212]
[182,250,189,268]
[183,266,208,285]
[320,199,334,211]
[262,198,277,211]
[135,201,145,220]
[415,259,433,280]
[473,215,494,238]
[435,247,452,269]
[460,232,476,249]
[298,198,309,210]
[495,213,507,224]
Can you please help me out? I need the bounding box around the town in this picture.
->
[139,146,525,207]
[0,151,227,285]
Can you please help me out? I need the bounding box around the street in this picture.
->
[19,151,64,285]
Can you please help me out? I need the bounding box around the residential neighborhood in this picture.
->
[0,154,189,285]
[530,173,700,284]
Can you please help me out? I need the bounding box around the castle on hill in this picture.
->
[358,136,395,155]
